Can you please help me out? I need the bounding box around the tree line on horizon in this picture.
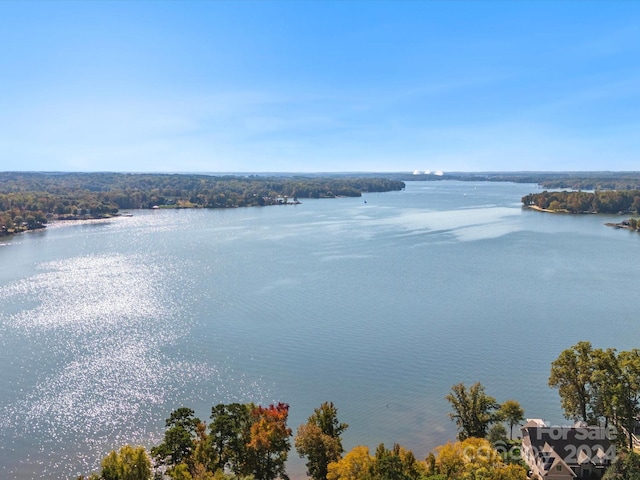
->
[8,170,640,237]
[522,174,640,191]
[394,172,640,191]
[0,172,405,236]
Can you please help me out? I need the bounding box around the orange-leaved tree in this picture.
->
[247,402,292,480]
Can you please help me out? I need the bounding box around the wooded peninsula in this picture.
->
[0,172,405,236]
[520,189,640,232]
[521,190,640,215]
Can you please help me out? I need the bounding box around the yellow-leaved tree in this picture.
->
[433,438,526,480]
[326,445,373,480]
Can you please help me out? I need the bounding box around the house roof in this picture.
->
[523,418,547,428]
[522,424,615,468]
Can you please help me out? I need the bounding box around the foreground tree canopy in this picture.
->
[82,400,528,480]
[496,401,525,441]
[445,382,501,441]
[79,344,639,479]
[328,443,427,480]
[602,451,640,480]
[549,341,640,450]
[155,402,292,480]
[295,402,349,480]
[428,438,527,480]
[0,172,405,236]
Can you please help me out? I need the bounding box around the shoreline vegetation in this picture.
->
[5,170,640,238]
[0,172,404,237]
[78,341,640,480]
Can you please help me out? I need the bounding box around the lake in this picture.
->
[0,180,638,479]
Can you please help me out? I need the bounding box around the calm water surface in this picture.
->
[0,181,638,478]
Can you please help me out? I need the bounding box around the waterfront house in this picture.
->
[521,419,615,480]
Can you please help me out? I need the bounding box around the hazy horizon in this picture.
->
[3,169,640,175]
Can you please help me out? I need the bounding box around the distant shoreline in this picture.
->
[524,205,603,215]
[605,221,640,233]
[523,205,568,213]
[0,172,404,239]
[524,204,640,234]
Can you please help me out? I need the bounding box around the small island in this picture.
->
[605,218,640,232]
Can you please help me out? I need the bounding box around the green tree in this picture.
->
[446,382,499,440]
[370,444,406,480]
[100,445,152,480]
[548,341,596,422]
[548,200,562,211]
[152,407,202,470]
[295,401,349,480]
[370,443,425,480]
[591,348,620,427]
[168,463,193,480]
[551,343,640,450]
[487,424,508,445]
[614,349,640,450]
[209,403,253,475]
[602,451,640,480]
[496,400,524,440]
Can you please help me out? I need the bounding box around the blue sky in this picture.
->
[1,1,639,173]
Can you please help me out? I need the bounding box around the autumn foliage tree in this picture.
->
[326,445,373,480]
[247,402,292,480]
[295,401,348,480]
[430,438,527,480]
[100,445,152,480]
[327,443,427,480]
[136,402,293,480]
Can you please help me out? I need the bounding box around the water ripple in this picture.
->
[0,253,225,478]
